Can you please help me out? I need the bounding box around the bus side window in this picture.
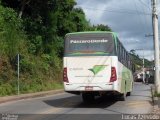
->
[121,46,124,64]
[117,38,122,63]
[123,48,126,65]
[124,50,126,66]
[128,57,131,69]
[119,44,122,63]
[130,61,133,71]
[117,41,121,62]
[127,54,129,68]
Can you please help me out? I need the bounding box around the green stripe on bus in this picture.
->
[66,31,115,35]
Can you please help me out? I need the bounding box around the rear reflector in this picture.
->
[110,67,117,82]
[63,67,69,83]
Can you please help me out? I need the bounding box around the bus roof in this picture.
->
[65,31,118,36]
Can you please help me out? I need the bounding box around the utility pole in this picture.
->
[152,0,160,93]
[17,54,20,95]
[134,47,145,83]
[142,49,145,83]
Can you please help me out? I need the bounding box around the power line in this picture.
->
[139,0,152,10]
[97,6,143,13]
[138,0,151,36]
[133,0,147,35]
[76,5,151,15]
[148,0,152,10]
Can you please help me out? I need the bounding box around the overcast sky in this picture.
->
[76,0,158,60]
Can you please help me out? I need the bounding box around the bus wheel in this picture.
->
[82,93,95,103]
[127,92,131,96]
[120,92,126,101]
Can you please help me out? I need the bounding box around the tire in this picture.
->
[127,82,133,96]
[82,93,95,103]
[127,92,131,96]
[120,93,126,101]
[120,82,127,101]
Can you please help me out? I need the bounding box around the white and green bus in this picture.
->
[63,31,134,102]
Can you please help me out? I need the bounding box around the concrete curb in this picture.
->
[0,89,64,104]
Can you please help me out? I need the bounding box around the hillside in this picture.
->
[0,0,112,96]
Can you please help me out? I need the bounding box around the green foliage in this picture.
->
[129,53,142,69]
[154,91,160,97]
[0,0,113,96]
[20,58,34,73]
[0,83,14,96]
[71,8,90,32]
[20,82,63,94]
[0,6,23,59]
[28,35,43,55]
[88,24,112,31]
[129,52,153,70]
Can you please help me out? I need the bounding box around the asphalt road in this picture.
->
[0,82,153,120]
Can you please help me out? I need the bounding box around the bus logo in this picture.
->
[88,65,107,75]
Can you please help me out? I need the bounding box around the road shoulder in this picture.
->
[0,89,64,104]
[151,85,160,114]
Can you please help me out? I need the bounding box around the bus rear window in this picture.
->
[64,33,115,55]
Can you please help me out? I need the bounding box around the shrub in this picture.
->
[0,83,13,96]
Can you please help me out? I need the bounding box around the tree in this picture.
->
[88,24,112,31]
[130,49,136,55]
[95,24,112,31]
[0,5,25,60]
[0,0,115,95]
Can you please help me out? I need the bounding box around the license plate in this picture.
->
[85,86,93,91]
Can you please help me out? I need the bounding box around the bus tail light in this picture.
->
[110,67,117,82]
[63,67,69,83]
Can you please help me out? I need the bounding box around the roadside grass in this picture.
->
[0,82,63,97]
[151,86,160,98]
[20,82,64,94]
[0,54,63,97]
[154,91,160,97]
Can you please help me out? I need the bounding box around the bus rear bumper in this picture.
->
[64,83,117,92]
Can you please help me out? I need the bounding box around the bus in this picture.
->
[63,31,134,102]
